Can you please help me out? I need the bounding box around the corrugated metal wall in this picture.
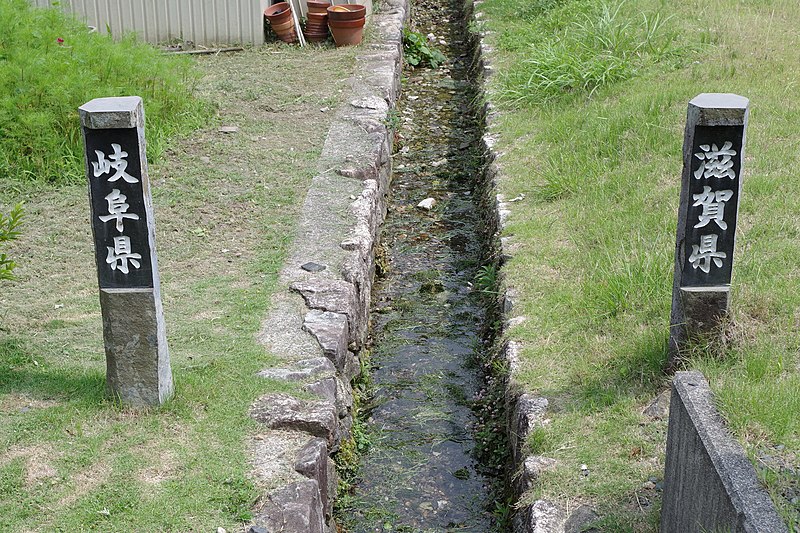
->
[31,0,273,45]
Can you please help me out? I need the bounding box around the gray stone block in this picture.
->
[257,358,336,382]
[302,310,349,373]
[564,505,599,532]
[294,437,334,520]
[660,371,787,533]
[344,351,361,383]
[305,377,338,406]
[513,499,567,533]
[250,394,339,450]
[291,280,360,347]
[510,394,549,464]
[252,479,326,533]
[517,455,557,494]
[100,288,172,406]
[642,389,671,420]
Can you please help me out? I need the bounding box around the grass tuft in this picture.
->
[495,0,685,105]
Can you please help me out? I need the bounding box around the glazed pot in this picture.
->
[326,4,366,20]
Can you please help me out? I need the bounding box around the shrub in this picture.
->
[403,29,446,69]
[0,0,209,183]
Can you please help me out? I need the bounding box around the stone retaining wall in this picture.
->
[467,1,571,530]
[246,1,408,530]
[661,371,787,533]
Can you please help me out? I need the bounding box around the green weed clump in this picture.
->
[403,29,447,69]
[0,0,209,184]
[0,202,23,281]
[495,0,685,105]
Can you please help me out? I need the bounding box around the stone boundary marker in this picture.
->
[243,0,408,531]
[669,93,749,363]
[79,96,173,407]
[661,371,787,533]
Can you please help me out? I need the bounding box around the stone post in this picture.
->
[668,94,749,364]
[79,96,173,406]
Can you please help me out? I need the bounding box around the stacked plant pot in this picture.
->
[305,0,331,42]
[327,4,366,47]
[264,2,298,44]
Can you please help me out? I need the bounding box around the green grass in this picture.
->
[0,0,209,184]
[0,42,357,531]
[0,202,23,280]
[479,0,800,528]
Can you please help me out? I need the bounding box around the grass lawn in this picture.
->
[0,42,357,531]
[478,0,800,529]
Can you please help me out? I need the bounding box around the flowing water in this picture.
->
[339,0,500,530]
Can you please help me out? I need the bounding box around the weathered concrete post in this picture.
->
[79,96,173,406]
[668,93,749,363]
[660,371,788,533]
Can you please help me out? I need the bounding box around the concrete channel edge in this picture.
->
[467,0,580,530]
[247,1,408,531]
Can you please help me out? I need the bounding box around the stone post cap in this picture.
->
[79,96,144,130]
[688,93,749,126]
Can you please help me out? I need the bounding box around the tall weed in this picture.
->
[0,202,23,281]
[0,0,209,183]
[497,0,682,106]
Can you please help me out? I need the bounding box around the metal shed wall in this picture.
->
[31,0,272,45]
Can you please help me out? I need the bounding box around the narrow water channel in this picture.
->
[339,0,498,530]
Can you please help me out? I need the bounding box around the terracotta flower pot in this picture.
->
[272,19,295,31]
[328,16,364,46]
[328,17,365,28]
[326,4,366,20]
[264,2,293,23]
[307,0,331,14]
[265,2,298,43]
[305,32,329,42]
[305,10,329,40]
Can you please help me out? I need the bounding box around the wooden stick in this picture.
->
[165,47,245,55]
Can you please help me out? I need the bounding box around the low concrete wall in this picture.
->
[661,371,787,533]
[245,0,409,530]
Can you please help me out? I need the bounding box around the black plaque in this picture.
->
[680,125,744,287]
[85,128,153,289]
